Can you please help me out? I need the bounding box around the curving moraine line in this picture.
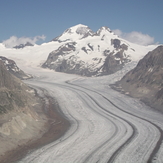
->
[66,80,163,163]
[54,82,136,163]
[26,80,136,163]
[22,78,163,163]
[49,82,138,162]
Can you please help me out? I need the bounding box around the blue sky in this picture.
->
[1,0,163,45]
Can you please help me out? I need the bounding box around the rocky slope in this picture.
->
[0,59,34,113]
[115,45,163,112]
[42,24,156,76]
[0,59,48,160]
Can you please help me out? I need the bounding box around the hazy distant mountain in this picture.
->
[114,45,163,112]
[13,42,33,49]
[43,24,156,76]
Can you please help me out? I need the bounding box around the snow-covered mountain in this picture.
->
[43,24,157,76]
[0,24,157,77]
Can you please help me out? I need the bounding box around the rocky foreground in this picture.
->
[0,59,69,163]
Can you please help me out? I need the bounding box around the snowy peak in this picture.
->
[66,24,94,35]
[52,24,95,42]
[96,26,118,42]
[96,26,112,35]
[52,25,115,43]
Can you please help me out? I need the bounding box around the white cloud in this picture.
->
[112,29,122,37]
[3,35,46,48]
[113,29,154,46]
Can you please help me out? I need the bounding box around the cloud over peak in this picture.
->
[3,35,46,48]
[113,29,154,46]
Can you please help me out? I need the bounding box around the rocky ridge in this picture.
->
[114,45,163,112]
[0,59,34,114]
[0,56,32,79]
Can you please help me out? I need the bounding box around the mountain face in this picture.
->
[0,60,33,114]
[115,45,163,112]
[0,60,17,90]
[0,56,32,79]
[43,24,155,77]
[0,56,34,114]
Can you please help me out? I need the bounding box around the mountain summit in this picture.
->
[96,26,112,35]
[52,24,94,42]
